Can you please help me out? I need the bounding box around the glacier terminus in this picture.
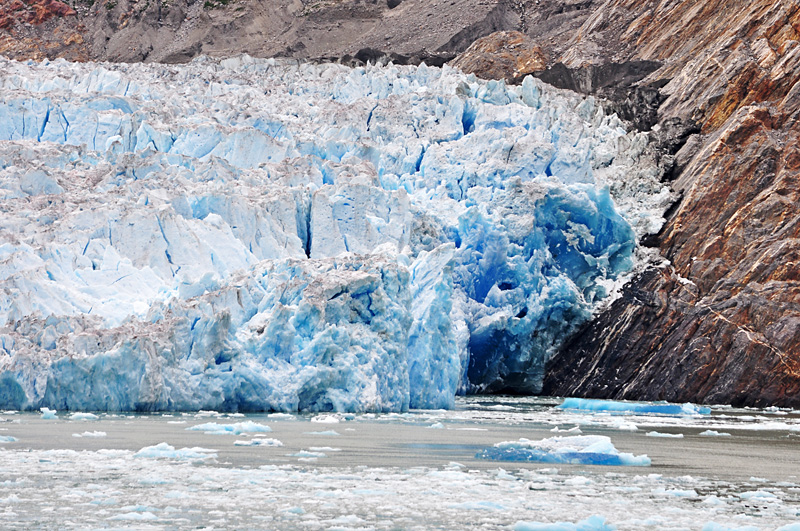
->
[0,55,669,412]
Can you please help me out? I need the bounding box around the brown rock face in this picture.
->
[542,0,800,407]
[0,0,85,62]
[450,30,545,82]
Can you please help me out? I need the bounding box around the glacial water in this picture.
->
[1,398,799,529]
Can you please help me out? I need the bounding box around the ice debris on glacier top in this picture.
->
[0,55,668,412]
[476,434,651,466]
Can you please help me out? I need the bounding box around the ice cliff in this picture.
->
[0,55,667,412]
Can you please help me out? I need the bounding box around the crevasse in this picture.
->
[0,55,668,412]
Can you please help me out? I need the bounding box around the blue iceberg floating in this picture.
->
[557,398,711,416]
[476,435,650,466]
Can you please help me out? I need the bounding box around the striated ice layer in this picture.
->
[476,434,651,466]
[0,55,667,412]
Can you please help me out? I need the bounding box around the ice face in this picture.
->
[0,55,667,412]
[476,434,651,466]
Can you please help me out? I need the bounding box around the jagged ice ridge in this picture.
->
[0,54,668,412]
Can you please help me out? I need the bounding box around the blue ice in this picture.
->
[557,398,711,416]
[0,56,667,413]
[477,435,650,466]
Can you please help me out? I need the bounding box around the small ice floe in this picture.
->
[646,431,684,438]
[186,421,271,435]
[0,435,17,443]
[69,412,99,421]
[233,438,283,447]
[614,422,638,432]
[428,422,445,429]
[558,398,711,416]
[72,431,107,438]
[551,426,583,434]
[107,512,158,521]
[40,408,58,420]
[310,415,340,424]
[514,515,615,531]
[701,522,760,531]
[291,450,327,458]
[652,487,698,497]
[477,435,650,466]
[268,413,296,420]
[133,442,217,461]
[738,490,779,501]
[308,447,341,452]
[699,430,732,437]
[450,500,506,511]
[487,405,517,411]
[305,430,340,436]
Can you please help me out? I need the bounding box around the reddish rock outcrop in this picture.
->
[0,0,85,61]
[449,30,546,82]
[0,0,75,29]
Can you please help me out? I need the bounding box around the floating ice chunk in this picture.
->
[428,422,445,429]
[551,426,583,434]
[40,408,58,419]
[233,438,283,447]
[645,431,683,438]
[186,421,271,435]
[69,412,99,421]
[0,435,17,443]
[306,430,340,436]
[738,490,779,501]
[72,431,107,438]
[268,413,296,420]
[477,435,650,466]
[133,442,217,461]
[291,450,327,458]
[699,430,731,437]
[309,446,341,452]
[107,512,158,521]
[514,515,616,531]
[777,525,800,531]
[311,415,341,424]
[558,398,711,416]
[652,488,698,497]
[701,524,759,531]
[450,500,506,511]
[701,495,727,506]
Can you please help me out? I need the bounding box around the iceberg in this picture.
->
[476,435,651,466]
[186,421,272,435]
[133,442,217,461]
[557,398,711,416]
[0,55,667,412]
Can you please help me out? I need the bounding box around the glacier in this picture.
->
[0,54,668,412]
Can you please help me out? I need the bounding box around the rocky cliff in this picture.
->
[2,0,799,406]
[542,0,800,407]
